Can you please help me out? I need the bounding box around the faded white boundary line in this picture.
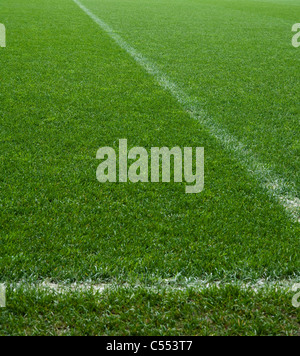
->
[5,279,300,295]
[73,0,299,222]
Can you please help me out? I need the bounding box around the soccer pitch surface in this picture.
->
[0,0,299,336]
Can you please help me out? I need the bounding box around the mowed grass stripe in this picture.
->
[73,0,299,222]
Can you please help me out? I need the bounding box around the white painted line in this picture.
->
[6,279,299,295]
[72,0,299,222]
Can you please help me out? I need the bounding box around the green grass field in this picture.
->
[0,0,299,336]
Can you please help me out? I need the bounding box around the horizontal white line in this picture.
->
[73,0,299,222]
[5,279,299,294]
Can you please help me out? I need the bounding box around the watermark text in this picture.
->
[96,139,204,194]
[292,24,300,48]
[0,24,6,47]
[292,283,300,308]
[0,284,6,308]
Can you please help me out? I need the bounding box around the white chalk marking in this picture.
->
[72,0,299,222]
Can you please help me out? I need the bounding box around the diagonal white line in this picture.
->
[73,0,299,222]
